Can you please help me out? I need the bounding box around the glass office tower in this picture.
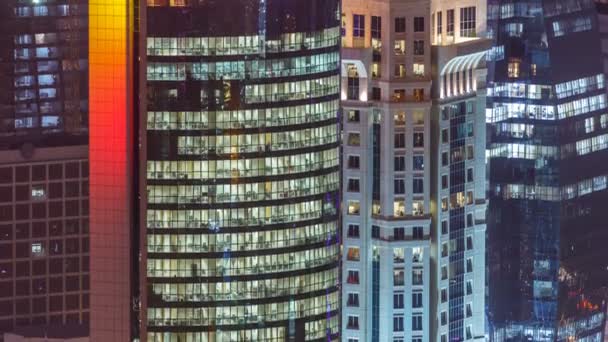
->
[487,0,608,340]
[142,0,341,341]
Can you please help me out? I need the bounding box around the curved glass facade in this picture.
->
[143,1,341,341]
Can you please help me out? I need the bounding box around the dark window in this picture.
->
[395,17,406,33]
[413,178,424,193]
[372,87,381,100]
[442,152,449,166]
[394,133,405,148]
[413,226,424,239]
[414,40,424,55]
[467,168,474,182]
[66,162,79,178]
[371,16,381,38]
[413,155,424,170]
[347,315,359,329]
[66,182,80,197]
[413,132,424,147]
[49,182,63,198]
[347,293,360,307]
[393,316,404,331]
[347,224,360,238]
[348,155,360,169]
[412,292,423,307]
[394,156,405,171]
[371,225,380,238]
[347,76,359,100]
[447,9,455,35]
[393,293,404,308]
[353,14,365,37]
[441,128,449,143]
[0,205,13,222]
[394,227,405,240]
[31,165,45,181]
[0,168,12,184]
[347,270,360,284]
[441,221,448,235]
[0,187,12,203]
[394,179,405,194]
[15,166,29,182]
[49,164,63,179]
[65,200,79,217]
[347,179,360,192]
[0,225,11,241]
[414,17,425,32]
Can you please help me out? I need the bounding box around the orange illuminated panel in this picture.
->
[89,1,132,341]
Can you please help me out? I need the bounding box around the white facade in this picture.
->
[431,41,489,342]
[341,0,433,340]
[431,0,487,46]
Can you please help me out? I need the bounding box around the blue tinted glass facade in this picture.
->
[487,0,608,340]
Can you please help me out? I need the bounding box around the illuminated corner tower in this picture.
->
[141,0,341,341]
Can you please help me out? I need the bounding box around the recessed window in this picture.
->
[347,201,360,215]
[395,17,406,33]
[393,293,404,308]
[347,133,360,146]
[347,224,360,238]
[347,247,360,261]
[413,132,424,147]
[413,40,424,55]
[353,14,365,37]
[347,315,359,329]
[413,155,424,170]
[394,156,406,171]
[347,178,360,192]
[413,63,425,76]
[395,133,406,148]
[347,292,360,307]
[348,110,360,122]
[394,40,406,54]
[414,17,425,32]
[412,292,423,308]
[394,179,405,194]
[348,155,360,169]
[393,315,404,331]
[347,270,359,284]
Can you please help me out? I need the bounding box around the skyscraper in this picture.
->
[430,2,488,341]
[0,0,89,339]
[141,0,341,341]
[341,0,433,340]
[486,0,608,340]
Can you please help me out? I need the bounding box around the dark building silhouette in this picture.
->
[0,0,89,340]
[486,0,608,340]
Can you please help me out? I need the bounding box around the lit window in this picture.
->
[31,186,46,199]
[508,61,520,78]
[413,63,425,76]
[394,40,406,55]
[31,243,43,255]
[347,247,360,261]
[347,201,360,215]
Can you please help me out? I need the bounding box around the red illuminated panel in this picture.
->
[89,1,133,340]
